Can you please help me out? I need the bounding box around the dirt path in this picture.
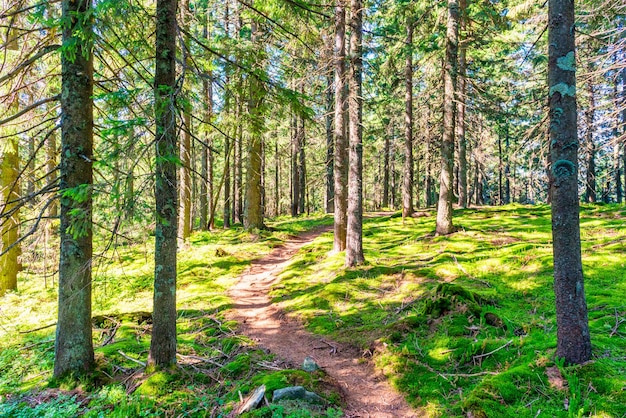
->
[227,226,418,418]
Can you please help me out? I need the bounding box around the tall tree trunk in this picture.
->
[244,12,265,230]
[199,86,208,229]
[382,120,391,208]
[622,67,626,203]
[402,17,414,220]
[333,0,348,252]
[614,73,622,203]
[180,111,192,238]
[584,77,596,203]
[498,134,503,205]
[205,78,216,230]
[291,112,300,216]
[346,0,364,266]
[298,112,306,215]
[504,131,511,204]
[47,121,58,218]
[274,135,280,216]
[54,0,95,376]
[326,74,335,213]
[457,0,468,208]
[436,0,459,235]
[548,0,591,365]
[234,97,243,224]
[149,0,178,368]
[425,114,433,207]
[223,96,232,228]
[0,99,20,296]
[200,12,210,230]
[179,0,192,239]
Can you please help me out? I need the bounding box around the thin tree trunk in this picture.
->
[382,120,391,208]
[326,74,335,213]
[54,0,94,376]
[622,67,626,203]
[584,77,596,203]
[457,0,468,208]
[425,115,433,207]
[436,0,459,235]
[298,112,306,215]
[291,112,299,216]
[505,131,511,204]
[498,135,503,205]
[548,0,591,365]
[179,0,192,239]
[149,0,178,368]
[346,0,364,266]
[47,120,58,218]
[234,97,243,224]
[274,135,280,216]
[206,78,216,230]
[180,111,192,238]
[613,73,622,203]
[333,0,348,252]
[402,17,414,220]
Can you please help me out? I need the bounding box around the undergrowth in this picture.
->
[0,214,338,417]
[272,204,626,417]
[2,205,625,417]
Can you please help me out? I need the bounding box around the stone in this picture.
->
[272,386,325,405]
[302,356,319,372]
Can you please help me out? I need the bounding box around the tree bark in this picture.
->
[180,111,192,238]
[274,135,280,216]
[457,0,468,208]
[326,73,335,213]
[47,121,58,218]
[291,112,300,216]
[234,97,243,224]
[244,12,265,230]
[0,100,20,297]
[298,112,306,215]
[333,0,348,252]
[584,76,596,203]
[346,0,364,266]
[149,0,178,368]
[613,74,622,203]
[54,0,95,377]
[436,0,458,235]
[382,120,391,208]
[402,17,414,220]
[548,0,591,365]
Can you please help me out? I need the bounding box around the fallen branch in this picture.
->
[117,350,146,367]
[442,370,500,378]
[20,339,54,351]
[19,323,56,334]
[610,309,625,337]
[472,339,513,363]
[176,353,224,368]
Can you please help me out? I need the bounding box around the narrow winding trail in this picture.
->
[227,226,418,418]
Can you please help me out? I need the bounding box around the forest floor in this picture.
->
[1,205,626,417]
[227,224,417,417]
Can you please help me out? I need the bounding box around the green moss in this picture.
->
[136,371,177,397]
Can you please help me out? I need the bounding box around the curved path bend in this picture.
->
[227,226,418,418]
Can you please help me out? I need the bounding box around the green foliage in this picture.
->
[273,206,626,417]
[0,215,340,417]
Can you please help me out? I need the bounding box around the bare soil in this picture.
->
[227,226,418,417]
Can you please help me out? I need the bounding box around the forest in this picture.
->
[0,0,625,416]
